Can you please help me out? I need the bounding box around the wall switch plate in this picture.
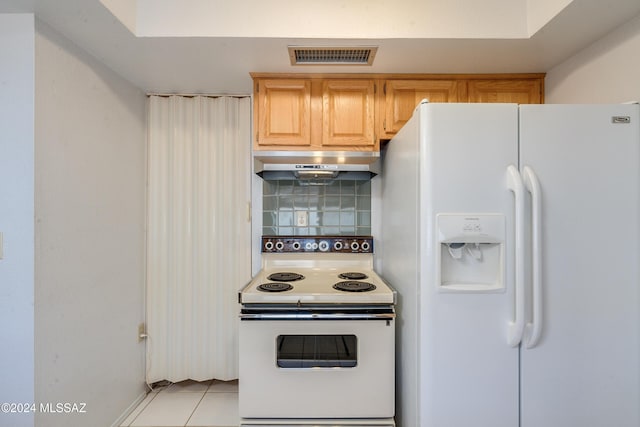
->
[295,211,308,227]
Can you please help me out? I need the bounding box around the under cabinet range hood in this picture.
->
[254,151,380,181]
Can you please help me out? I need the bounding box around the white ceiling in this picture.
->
[2,0,640,94]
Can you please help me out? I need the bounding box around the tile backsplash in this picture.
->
[262,179,371,236]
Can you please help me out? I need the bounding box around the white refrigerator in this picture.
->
[380,102,640,427]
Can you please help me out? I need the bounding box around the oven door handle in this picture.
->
[240,312,395,321]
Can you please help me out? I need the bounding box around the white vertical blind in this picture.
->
[146,95,251,383]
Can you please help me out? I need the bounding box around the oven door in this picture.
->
[239,316,394,419]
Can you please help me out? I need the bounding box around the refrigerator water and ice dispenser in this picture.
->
[436,213,505,292]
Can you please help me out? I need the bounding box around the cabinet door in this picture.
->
[382,80,459,137]
[467,79,542,104]
[322,79,375,147]
[256,79,311,147]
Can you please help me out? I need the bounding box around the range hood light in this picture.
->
[294,170,339,180]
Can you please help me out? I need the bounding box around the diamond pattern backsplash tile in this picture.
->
[262,179,371,236]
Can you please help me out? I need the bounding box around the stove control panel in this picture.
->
[262,236,374,253]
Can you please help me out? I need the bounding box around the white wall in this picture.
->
[545,13,640,103]
[34,20,147,427]
[0,14,35,427]
[132,0,526,38]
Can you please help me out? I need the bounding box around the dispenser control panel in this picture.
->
[462,218,482,233]
[438,214,504,243]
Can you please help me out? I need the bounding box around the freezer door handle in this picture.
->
[507,165,526,347]
[523,166,543,348]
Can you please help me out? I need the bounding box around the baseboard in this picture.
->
[110,391,148,427]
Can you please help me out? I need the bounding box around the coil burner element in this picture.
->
[258,283,294,292]
[333,281,377,292]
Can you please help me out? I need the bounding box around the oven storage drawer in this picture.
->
[240,422,395,426]
[239,319,395,419]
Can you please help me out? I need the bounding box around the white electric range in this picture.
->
[239,236,396,427]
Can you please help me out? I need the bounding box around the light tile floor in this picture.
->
[120,380,239,427]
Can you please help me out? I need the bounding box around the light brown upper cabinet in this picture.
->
[253,75,379,151]
[255,79,311,147]
[322,79,376,148]
[252,73,545,148]
[380,75,544,139]
[467,79,543,104]
[381,80,460,139]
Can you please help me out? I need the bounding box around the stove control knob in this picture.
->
[350,241,360,251]
[264,241,274,251]
[292,241,301,251]
[361,241,371,252]
[319,240,330,252]
[333,241,343,251]
[305,242,313,251]
[275,241,284,251]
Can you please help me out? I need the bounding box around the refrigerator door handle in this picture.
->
[507,165,526,347]
[523,166,543,349]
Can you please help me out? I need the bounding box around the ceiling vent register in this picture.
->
[288,46,378,66]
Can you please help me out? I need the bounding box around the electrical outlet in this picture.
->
[295,211,308,227]
[138,323,146,342]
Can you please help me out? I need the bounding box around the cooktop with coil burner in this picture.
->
[267,272,305,282]
[338,272,369,280]
[240,236,395,305]
[257,283,294,292]
[333,281,377,292]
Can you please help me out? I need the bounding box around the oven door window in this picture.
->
[276,335,357,368]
